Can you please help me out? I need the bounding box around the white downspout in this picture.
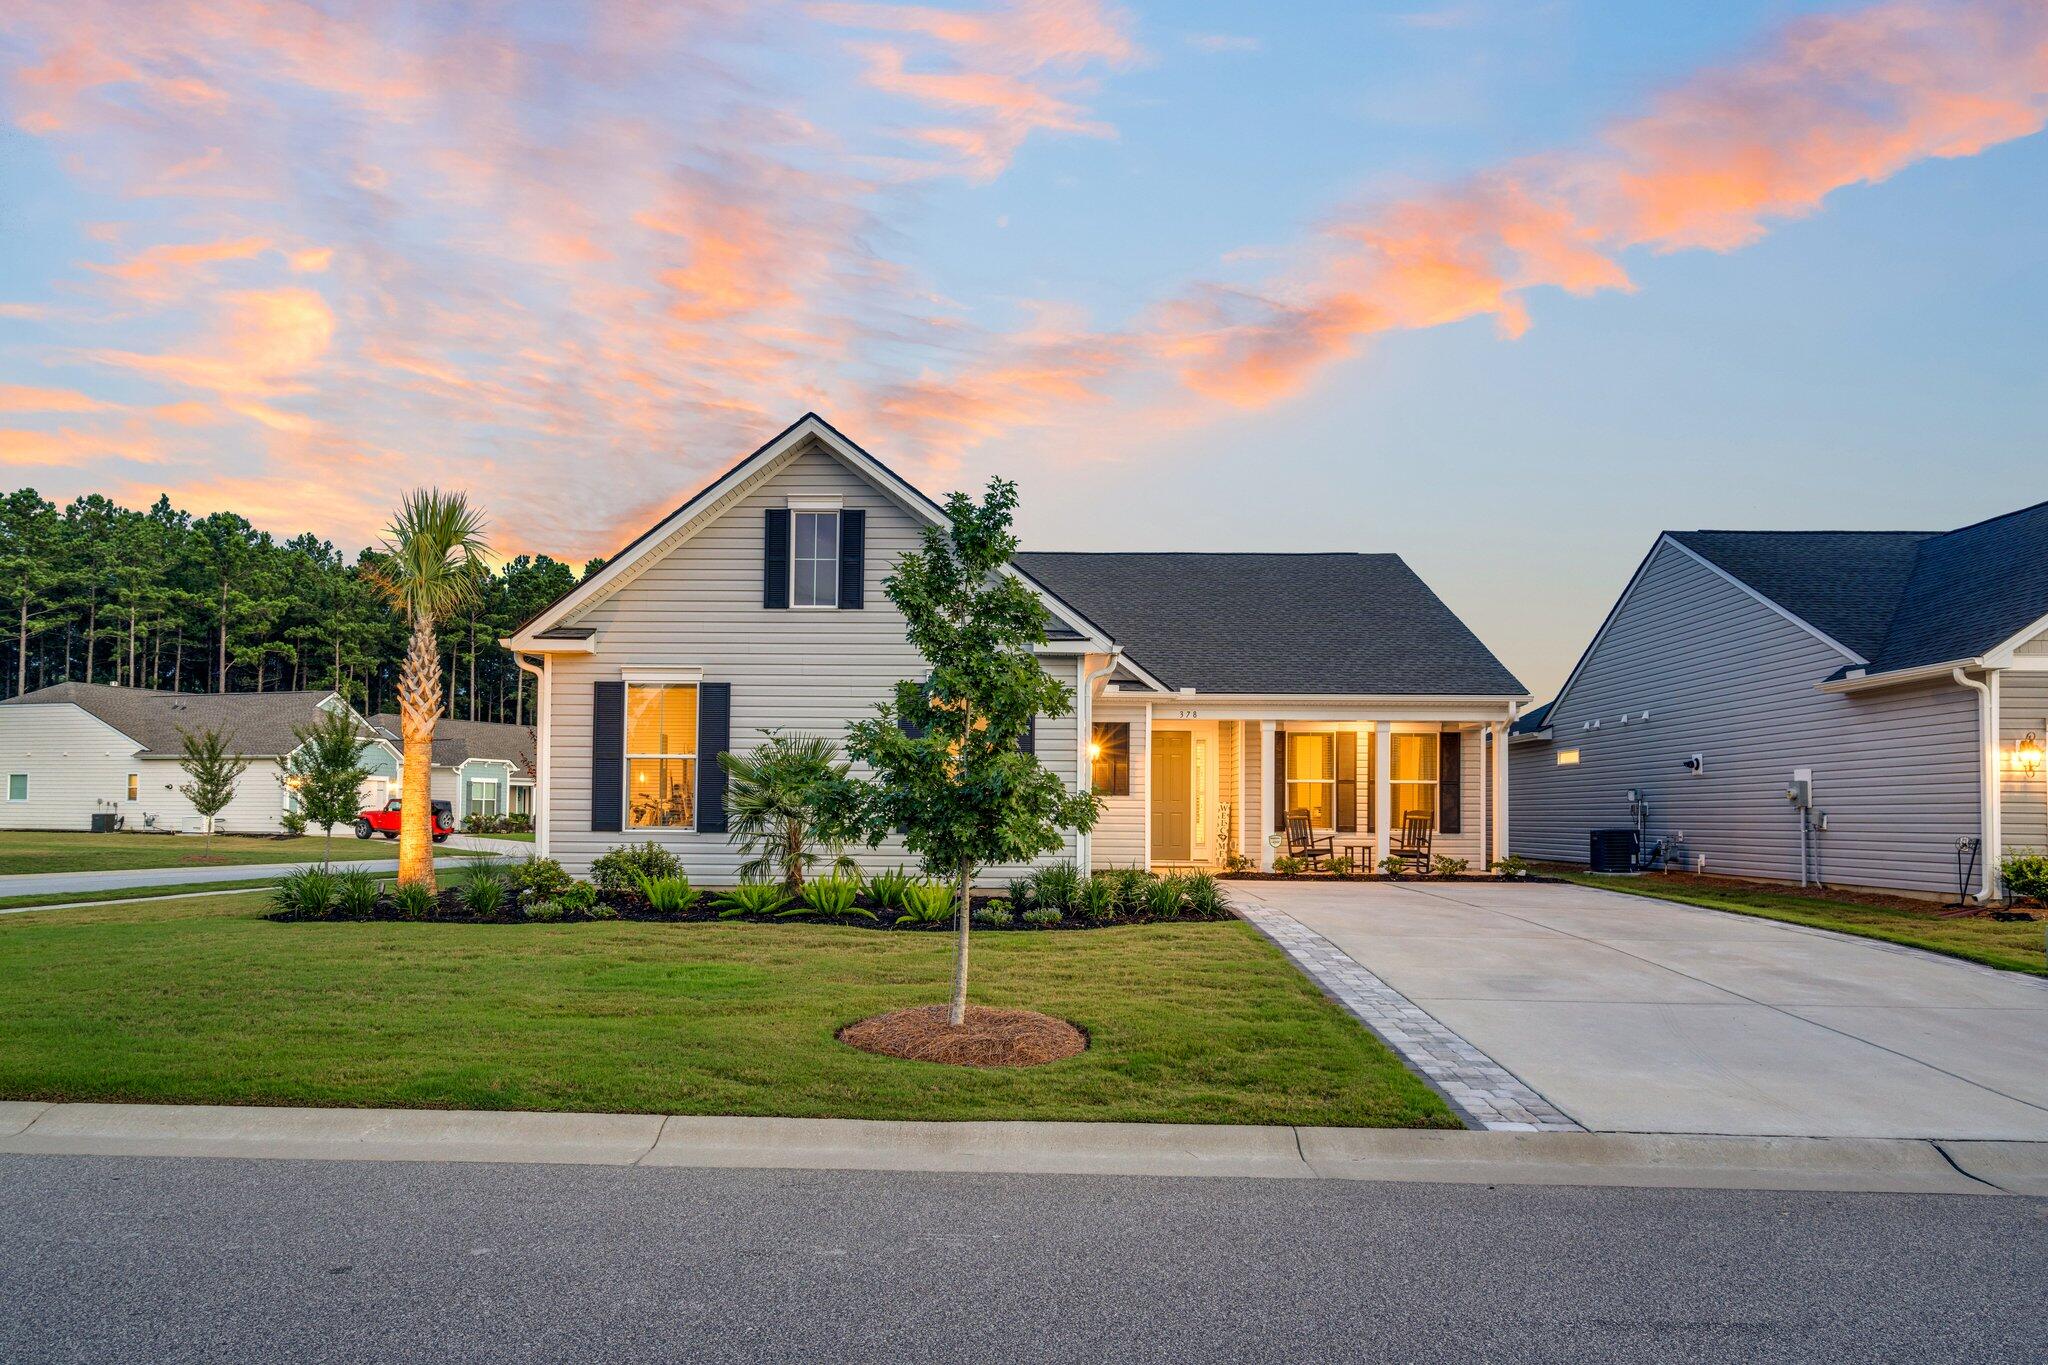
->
[516,653,549,859]
[1076,649,1121,873]
[1953,667,1997,901]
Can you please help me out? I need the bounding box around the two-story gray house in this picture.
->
[1511,501,2048,900]
[504,414,1529,882]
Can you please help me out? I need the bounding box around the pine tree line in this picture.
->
[0,487,600,723]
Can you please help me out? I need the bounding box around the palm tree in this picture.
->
[369,490,488,889]
[717,733,853,893]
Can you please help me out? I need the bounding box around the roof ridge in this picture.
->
[1931,494,2048,538]
[1017,550,1398,558]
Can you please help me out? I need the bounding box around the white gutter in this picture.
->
[1952,667,1998,901]
[1076,648,1122,873]
[515,653,549,858]
[1818,658,1981,694]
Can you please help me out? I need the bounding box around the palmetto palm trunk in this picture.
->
[396,617,441,890]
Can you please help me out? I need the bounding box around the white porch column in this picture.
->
[1258,721,1276,872]
[1373,723,1391,866]
[1492,713,1511,868]
[1478,725,1491,867]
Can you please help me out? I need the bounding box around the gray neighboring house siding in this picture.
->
[2004,666,2048,853]
[543,441,1082,881]
[1512,540,1980,894]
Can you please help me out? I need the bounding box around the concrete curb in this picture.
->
[2,1101,2043,1194]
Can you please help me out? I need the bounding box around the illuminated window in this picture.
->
[1090,722,1130,796]
[1390,733,1438,830]
[790,510,840,608]
[1556,748,1581,766]
[626,684,698,829]
[1286,732,1336,829]
[127,773,140,801]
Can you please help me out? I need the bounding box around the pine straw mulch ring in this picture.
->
[838,1005,1088,1068]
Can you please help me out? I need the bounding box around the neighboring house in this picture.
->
[0,684,395,835]
[504,413,1528,881]
[1511,501,2048,900]
[365,714,536,825]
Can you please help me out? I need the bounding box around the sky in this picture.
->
[2,0,2045,700]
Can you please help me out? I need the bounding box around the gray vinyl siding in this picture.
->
[1512,539,1980,894]
[2001,673,2048,855]
[544,439,1083,882]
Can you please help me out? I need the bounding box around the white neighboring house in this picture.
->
[503,413,1528,881]
[364,715,536,827]
[0,683,398,835]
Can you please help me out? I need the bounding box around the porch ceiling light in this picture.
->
[1088,740,1103,761]
[2017,731,2045,777]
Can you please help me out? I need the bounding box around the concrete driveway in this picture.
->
[1233,879,2048,1140]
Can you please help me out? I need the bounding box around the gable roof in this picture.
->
[1667,530,1938,660]
[0,683,347,758]
[368,715,535,776]
[1012,552,1526,696]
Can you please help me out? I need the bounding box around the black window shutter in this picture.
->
[591,681,624,833]
[838,509,865,609]
[697,683,731,833]
[1272,726,1288,832]
[762,509,790,609]
[1438,731,1463,834]
[1335,732,1358,833]
[1021,714,1036,755]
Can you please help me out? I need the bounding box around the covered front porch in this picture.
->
[1081,692,1516,874]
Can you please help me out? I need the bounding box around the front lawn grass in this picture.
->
[0,895,1456,1127]
[1545,867,2045,976]
[0,830,452,876]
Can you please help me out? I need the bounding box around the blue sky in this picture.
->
[3,1,2044,697]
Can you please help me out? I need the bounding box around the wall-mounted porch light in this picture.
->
[2015,731,2045,777]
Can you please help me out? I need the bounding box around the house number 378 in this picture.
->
[1175,709,1200,719]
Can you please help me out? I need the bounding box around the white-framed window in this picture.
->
[1286,732,1336,829]
[467,778,499,820]
[790,509,840,608]
[1391,733,1439,830]
[6,773,25,802]
[1556,748,1581,766]
[127,773,140,801]
[626,683,698,829]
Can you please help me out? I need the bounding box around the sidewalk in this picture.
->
[2,1100,2042,1195]
[0,834,513,902]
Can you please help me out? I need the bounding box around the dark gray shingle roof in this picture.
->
[368,714,535,776]
[1510,701,1553,736]
[1012,552,1525,696]
[1,684,344,758]
[1666,500,2048,674]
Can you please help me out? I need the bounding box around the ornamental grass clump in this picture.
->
[272,866,338,920]
[1030,861,1081,913]
[1140,874,1187,918]
[866,866,917,913]
[1181,872,1230,920]
[635,872,703,915]
[334,866,382,919]
[1074,874,1118,923]
[462,861,509,919]
[894,879,958,926]
[715,882,791,919]
[785,875,874,921]
[390,883,438,921]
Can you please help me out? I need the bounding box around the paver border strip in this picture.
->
[1232,899,1581,1133]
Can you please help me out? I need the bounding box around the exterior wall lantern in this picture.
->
[2015,731,2045,778]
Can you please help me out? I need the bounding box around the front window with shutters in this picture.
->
[790,510,840,608]
[1391,733,1439,830]
[1285,732,1336,829]
[626,684,697,829]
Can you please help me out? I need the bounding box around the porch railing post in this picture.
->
[1373,723,1392,870]
[1258,721,1275,872]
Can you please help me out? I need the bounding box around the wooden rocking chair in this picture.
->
[1284,807,1335,863]
[1388,814,1433,874]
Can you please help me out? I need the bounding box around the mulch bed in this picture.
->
[838,1005,1088,1068]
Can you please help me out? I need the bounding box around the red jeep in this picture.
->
[353,798,454,843]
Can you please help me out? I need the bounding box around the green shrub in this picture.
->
[1020,906,1062,927]
[272,866,338,919]
[635,872,703,915]
[585,900,620,920]
[1222,852,1256,873]
[1097,866,1151,908]
[1322,852,1354,877]
[866,866,916,912]
[280,807,309,837]
[507,857,574,901]
[590,842,681,894]
[1139,874,1187,917]
[973,898,1014,927]
[1376,856,1405,879]
[390,883,438,921]
[784,876,875,920]
[1005,876,1036,911]
[463,862,509,918]
[1030,860,1081,912]
[1432,855,1470,878]
[2001,850,2048,904]
[892,879,958,925]
[333,866,381,918]
[524,900,566,922]
[554,883,600,915]
[715,882,791,919]
[1074,875,1118,922]
[1490,854,1530,879]
[1181,872,1229,919]
[1272,855,1307,876]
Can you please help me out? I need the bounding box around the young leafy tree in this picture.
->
[368,490,489,890]
[176,727,253,847]
[718,732,855,894]
[843,479,1098,1025]
[283,707,374,868]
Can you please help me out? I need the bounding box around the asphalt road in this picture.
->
[3,1155,2043,1362]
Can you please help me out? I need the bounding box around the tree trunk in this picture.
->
[468,616,477,722]
[950,861,973,1025]
[396,616,442,890]
[85,598,96,685]
[217,582,228,693]
[127,611,136,687]
[16,598,26,697]
[173,636,182,692]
